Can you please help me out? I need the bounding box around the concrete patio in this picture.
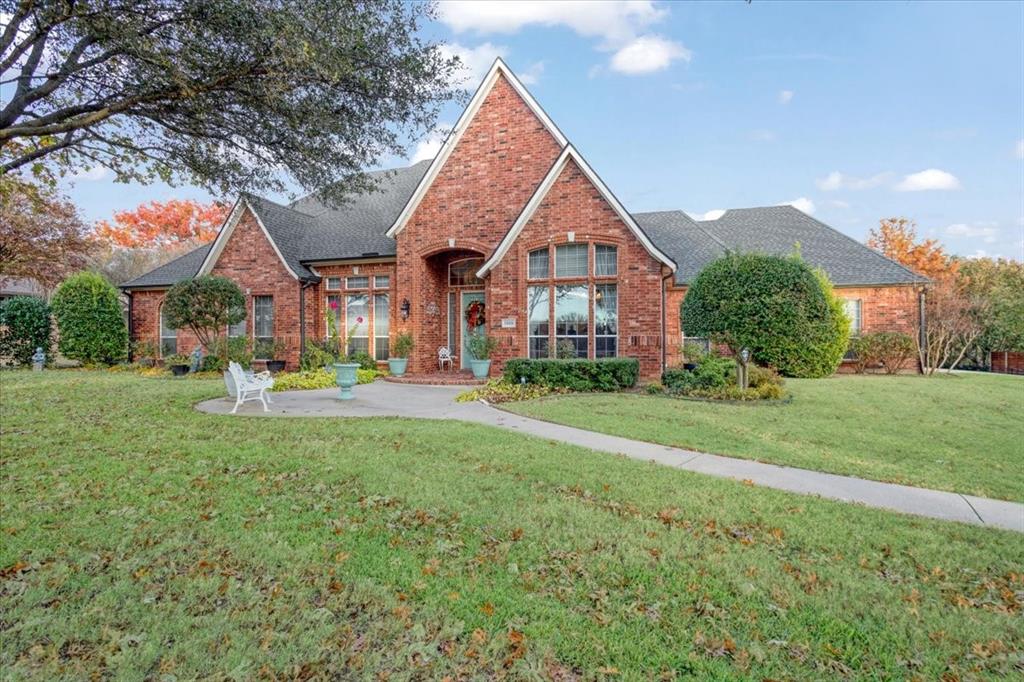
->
[196,381,1024,533]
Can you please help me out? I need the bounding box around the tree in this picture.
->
[51,271,128,364]
[1,0,458,205]
[0,178,94,288]
[681,253,849,378]
[94,199,228,248]
[866,217,955,280]
[162,276,245,363]
[957,257,1024,362]
[0,295,52,365]
[915,277,988,375]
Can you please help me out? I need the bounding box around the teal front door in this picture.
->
[460,290,485,369]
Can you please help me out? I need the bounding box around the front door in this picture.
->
[460,290,485,369]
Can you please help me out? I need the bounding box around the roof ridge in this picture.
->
[243,192,317,218]
[691,221,730,250]
[287,160,431,208]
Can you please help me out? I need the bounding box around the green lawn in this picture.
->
[505,373,1024,502]
[1,371,1022,679]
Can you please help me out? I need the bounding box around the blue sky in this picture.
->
[61,1,1023,260]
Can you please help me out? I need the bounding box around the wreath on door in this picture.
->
[465,300,486,328]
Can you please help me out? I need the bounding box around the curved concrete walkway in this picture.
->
[197,382,1024,533]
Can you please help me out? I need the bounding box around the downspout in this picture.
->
[299,281,310,357]
[125,290,134,362]
[917,285,927,373]
[661,268,673,375]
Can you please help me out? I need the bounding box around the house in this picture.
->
[121,59,924,378]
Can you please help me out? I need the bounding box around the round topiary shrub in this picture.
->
[0,296,52,365]
[51,271,128,364]
[681,253,850,377]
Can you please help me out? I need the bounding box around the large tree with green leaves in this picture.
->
[162,275,245,363]
[0,0,458,202]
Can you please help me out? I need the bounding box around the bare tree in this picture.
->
[916,279,989,375]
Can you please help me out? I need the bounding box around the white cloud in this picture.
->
[946,222,998,244]
[815,170,891,191]
[437,42,507,87]
[780,197,815,214]
[688,208,726,221]
[518,61,545,85]
[894,168,962,192]
[777,89,794,104]
[69,166,110,182]
[610,35,690,74]
[1016,139,1024,159]
[409,123,452,163]
[438,1,688,77]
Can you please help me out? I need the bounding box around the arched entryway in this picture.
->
[419,248,487,372]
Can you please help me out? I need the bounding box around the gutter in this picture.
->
[126,291,134,362]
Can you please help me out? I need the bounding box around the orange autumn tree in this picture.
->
[94,199,228,249]
[866,217,957,280]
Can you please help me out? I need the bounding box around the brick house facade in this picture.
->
[122,59,924,378]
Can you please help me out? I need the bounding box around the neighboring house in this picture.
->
[121,59,924,378]
[0,277,47,301]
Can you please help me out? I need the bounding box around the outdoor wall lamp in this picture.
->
[400,298,411,320]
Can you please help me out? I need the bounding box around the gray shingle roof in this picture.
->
[120,243,212,288]
[695,206,924,286]
[633,210,727,283]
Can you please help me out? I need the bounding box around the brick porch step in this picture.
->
[383,371,486,386]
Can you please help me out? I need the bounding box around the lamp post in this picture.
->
[739,347,750,390]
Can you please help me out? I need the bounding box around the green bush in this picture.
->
[467,331,499,360]
[848,336,878,374]
[300,339,338,370]
[503,357,639,391]
[663,354,735,393]
[162,276,245,362]
[391,332,414,358]
[681,253,849,377]
[346,351,377,370]
[850,332,915,375]
[202,337,254,372]
[270,367,380,392]
[0,296,52,365]
[163,353,191,366]
[51,272,128,364]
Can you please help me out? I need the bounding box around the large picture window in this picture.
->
[555,243,588,278]
[346,293,369,355]
[555,285,588,358]
[159,306,176,357]
[527,286,549,359]
[374,293,389,361]
[594,284,617,358]
[253,296,273,357]
[326,294,342,339]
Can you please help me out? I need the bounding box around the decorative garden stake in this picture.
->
[31,347,45,371]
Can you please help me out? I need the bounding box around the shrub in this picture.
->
[872,332,915,374]
[391,332,414,358]
[0,296,52,365]
[51,271,128,364]
[131,339,158,366]
[163,353,191,366]
[467,331,499,360]
[663,354,735,393]
[345,351,377,370]
[162,275,245,363]
[300,339,338,370]
[254,337,287,361]
[848,336,879,374]
[270,367,380,391]
[555,339,576,359]
[681,341,708,364]
[681,253,849,377]
[645,382,665,395]
[747,364,783,389]
[202,337,253,372]
[503,357,639,391]
[455,378,566,404]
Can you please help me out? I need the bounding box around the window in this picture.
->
[528,248,549,279]
[374,293,389,361]
[326,294,342,339]
[326,277,341,290]
[844,299,862,334]
[228,316,246,338]
[595,245,617,277]
[594,284,617,358]
[159,306,176,357]
[346,293,369,355]
[253,296,274,357]
[447,292,456,349]
[449,258,484,286]
[527,286,549,359]
[555,285,588,357]
[555,243,588,278]
[346,276,369,289]
[374,275,390,289]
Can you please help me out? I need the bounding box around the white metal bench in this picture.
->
[438,346,456,371]
[227,361,274,413]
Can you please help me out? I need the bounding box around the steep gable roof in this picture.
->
[120,243,212,288]
[478,145,676,276]
[385,58,569,238]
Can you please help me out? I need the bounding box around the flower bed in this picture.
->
[456,378,567,404]
[270,367,381,392]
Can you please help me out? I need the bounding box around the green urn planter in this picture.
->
[387,358,408,377]
[469,358,491,379]
[333,362,360,400]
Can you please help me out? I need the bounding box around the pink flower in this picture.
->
[329,300,338,310]
[356,316,364,324]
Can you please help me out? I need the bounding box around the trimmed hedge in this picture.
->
[0,296,52,365]
[503,357,639,391]
[51,271,128,364]
[681,253,849,378]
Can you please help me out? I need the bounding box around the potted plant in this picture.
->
[264,338,288,374]
[388,332,414,377]
[333,320,363,400]
[132,340,158,367]
[164,353,191,376]
[466,331,499,379]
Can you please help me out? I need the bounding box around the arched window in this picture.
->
[159,305,177,357]
[449,258,484,286]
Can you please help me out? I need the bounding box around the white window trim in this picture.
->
[594,244,618,277]
[346,276,369,290]
[527,247,550,280]
[345,293,370,355]
[386,59,568,238]
[527,285,550,359]
[477,145,677,277]
[594,283,618,358]
[554,243,589,279]
[159,305,176,358]
[326,277,342,290]
[373,275,390,289]
[252,295,274,359]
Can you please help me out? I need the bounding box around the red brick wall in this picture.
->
[394,72,564,374]
[487,158,666,378]
[666,284,921,373]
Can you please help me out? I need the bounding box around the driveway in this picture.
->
[196,382,1024,533]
